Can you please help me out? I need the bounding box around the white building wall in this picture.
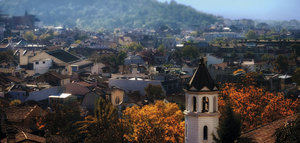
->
[91,63,105,75]
[185,92,219,143]
[33,59,53,74]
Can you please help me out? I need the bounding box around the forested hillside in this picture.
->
[0,0,220,30]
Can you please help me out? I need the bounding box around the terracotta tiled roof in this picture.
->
[65,83,90,96]
[241,115,297,143]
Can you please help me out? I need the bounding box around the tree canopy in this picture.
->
[220,83,298,130]
[77,97,127,143]
[214,101,242,143]
[122,101,185,143]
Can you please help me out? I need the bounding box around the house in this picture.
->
[124,55,145,66]
[6,85,29,102]
[108,77,165,96]
[64,83,90,98]
[26,83,90,102]
[36,71,70,86]
[3,105,47,133]
[48,93,77,109]
[20,49,81,75]
[26,87,64,102]
[208,62,235,83]
[33,59,53,75]
[70,60,93,75]
[81,92,100,112]
[91,63,106,75]
[182,64,196,76]
[150,73,182,95]
[241,115,297,143]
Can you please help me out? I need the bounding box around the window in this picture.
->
[213,96,217,112]
[35,62,39,65]
[43,61,46,64]
[202,97,209,113]
[193,96,197,112]
[203,126,208,140]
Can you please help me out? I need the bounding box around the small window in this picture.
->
[35,62,39,64]
[203,126,208,140]
[43,61,46,64]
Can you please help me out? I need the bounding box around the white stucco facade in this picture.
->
[33,59,53,74]
[185,91,219,143]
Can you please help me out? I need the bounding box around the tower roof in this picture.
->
[187,58,217,91]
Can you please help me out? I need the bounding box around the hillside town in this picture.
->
[0,11,299,143]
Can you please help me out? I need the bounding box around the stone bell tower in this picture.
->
[184,59,219,143]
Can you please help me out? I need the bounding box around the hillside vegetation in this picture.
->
[0,0,219,30]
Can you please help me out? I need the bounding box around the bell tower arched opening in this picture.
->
[202,97,209,113]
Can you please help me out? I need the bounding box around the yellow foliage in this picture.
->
[9,99,21,106]
[123,101,185,143]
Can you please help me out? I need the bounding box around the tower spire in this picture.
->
[187,58,217,91]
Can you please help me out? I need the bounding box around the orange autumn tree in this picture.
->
[122,101,185,143]
[219,83,299,130]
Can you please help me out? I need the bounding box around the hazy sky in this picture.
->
[160,0,300,20]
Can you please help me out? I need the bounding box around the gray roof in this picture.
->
[124,55,145,65]
[108,78,164,96]
[26,87,63,101]
[46,50,79,63]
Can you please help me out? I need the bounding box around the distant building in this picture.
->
[36,71,70,86]
[49,93,76,109]
[203,32,241,42]
[124,55,145,66]
[20,49,86,75]
[108,77,165,96]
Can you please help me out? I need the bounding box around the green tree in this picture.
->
[293,68,300,86]
[274,55,289,73]
[116,51,126,66]
[43,103,82,143]
[244,51,254,59]
[214,101,242,143]
[158,44,166,55]
[144,84,165,102]
[77,97,127,143]
[261,54,274,62]
[122,42,144,52]
[39,33,53,42]
[23,31,37,42]
[181,45,200,60]
[245,30,258,40]
[0,50,14,63]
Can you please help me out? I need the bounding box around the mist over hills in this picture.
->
[0,0,220,30]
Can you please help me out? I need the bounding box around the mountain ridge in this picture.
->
[0,0,220,30]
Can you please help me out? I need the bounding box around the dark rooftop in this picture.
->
[46,50,79,63]
[187,58,217,91]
